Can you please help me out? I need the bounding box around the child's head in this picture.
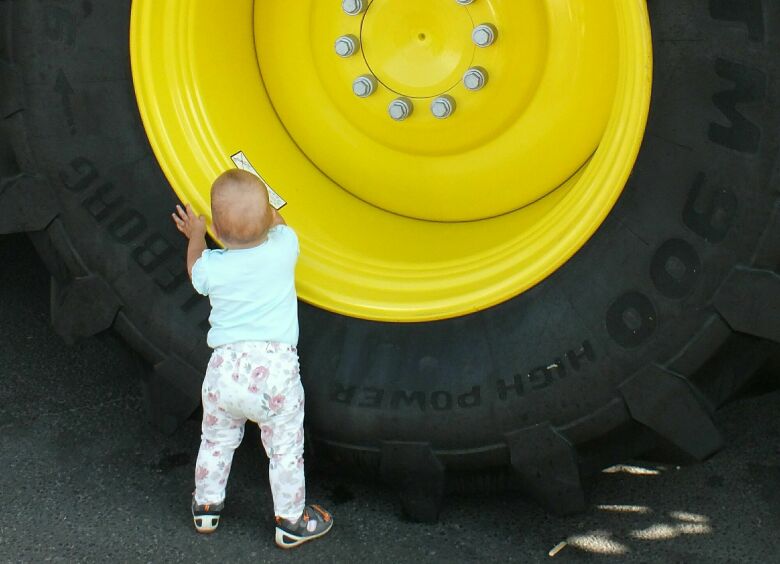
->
[210,169,271,246]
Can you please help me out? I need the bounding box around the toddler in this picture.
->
[172,169,332,549]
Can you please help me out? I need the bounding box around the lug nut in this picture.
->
[431,95,456,119]
[342,0,365,15]
[472,24,497,47]
[388,98,413,121]
[335,35,359,57]
[352,75,377,97]
[463,67,488,91]
[455,0,474,4]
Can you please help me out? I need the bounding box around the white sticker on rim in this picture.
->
[230,151,287,210]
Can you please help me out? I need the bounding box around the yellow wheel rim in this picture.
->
[130,0,652,321]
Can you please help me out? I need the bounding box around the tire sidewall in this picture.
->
[5,0,779,458]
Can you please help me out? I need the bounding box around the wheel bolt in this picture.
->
[463,67,488,91]
[352,75,377,98]
[389,98,413,121]
[342,0,365,16]
[335,35,359,57]
[472,24,497,47]
[431,95,456,119]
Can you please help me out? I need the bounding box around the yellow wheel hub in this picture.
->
[131,0,652,321]
[361,0,474,98]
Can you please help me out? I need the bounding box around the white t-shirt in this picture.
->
[191,225,300,348]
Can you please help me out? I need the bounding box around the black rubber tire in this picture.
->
[2,0,779,521]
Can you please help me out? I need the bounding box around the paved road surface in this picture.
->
[1,233,778,563]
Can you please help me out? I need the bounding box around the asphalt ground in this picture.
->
[1,232,778,563]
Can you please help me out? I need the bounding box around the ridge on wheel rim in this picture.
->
[130,0,652,322]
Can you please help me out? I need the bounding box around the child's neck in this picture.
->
[224,232,268,250]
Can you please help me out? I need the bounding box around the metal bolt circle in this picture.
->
[335,35,359,57]
[463,67,488,91]
[472,24,497,47]
[353,75,377,98]
[431,96,456,119]
[342,0,365,15]
[389,98,413,121]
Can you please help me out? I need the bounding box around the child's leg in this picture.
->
[258,373,306,522]
[194,389,247,506]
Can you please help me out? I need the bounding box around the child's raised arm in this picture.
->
[172,204,207,278]
[270,206,286,227]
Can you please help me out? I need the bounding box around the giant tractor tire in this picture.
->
[1,1,779,521]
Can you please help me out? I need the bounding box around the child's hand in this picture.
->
[172,204,207,240]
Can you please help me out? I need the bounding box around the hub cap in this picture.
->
[131,0,653,321]
[361,0,474,98]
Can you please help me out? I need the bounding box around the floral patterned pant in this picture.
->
[194,341,306,521]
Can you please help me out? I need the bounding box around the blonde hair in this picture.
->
[210,169,271,245]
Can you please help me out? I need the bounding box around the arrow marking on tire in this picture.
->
[230,151,287,210]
